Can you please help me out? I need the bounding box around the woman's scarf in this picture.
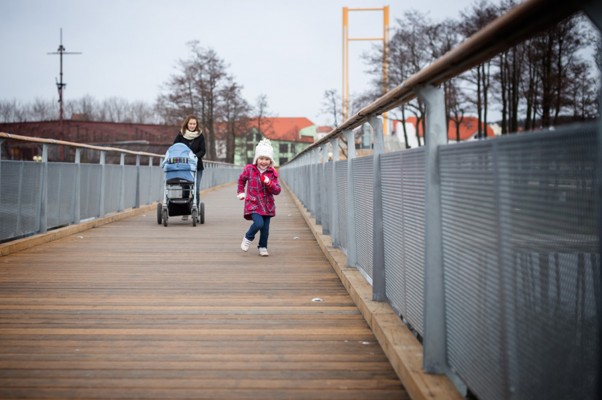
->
[183,129,201,140]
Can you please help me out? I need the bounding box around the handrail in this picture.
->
[0,131,238,166]
[294,0,595,159]
[1,131,162,157]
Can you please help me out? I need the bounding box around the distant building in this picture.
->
[0,117,323,167]
[232,117,319,167]
[0,120,174,163]
[393,116,496,148]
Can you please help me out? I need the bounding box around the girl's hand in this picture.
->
[263,176,270,185]
[237,193,246,200]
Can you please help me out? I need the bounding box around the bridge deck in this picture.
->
[0,184,408,399]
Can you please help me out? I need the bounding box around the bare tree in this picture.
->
[320,89,341,127]
[363,9,452,146]
[458,0,500,137]
[0,99,29,122]
[65,95,98,121]
[30,98,56,121]
[220,78,251,163]
[156,41,232,160]
[523,14,597,128]
[566,61,599,120]
[254,94,273,137]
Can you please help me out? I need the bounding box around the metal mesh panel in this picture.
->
[47,163,76,228]
[151,166,164,201]
[80,164,102,220]
[138,166,151,205]
[313,163,321,222]
[440,124,599,400]
[307,165,315,214]
[21,163,42,235]
[200,168,210,190]
[124,166,138,209]
[400,148,426,335]
[0,161,20,240]
[305,164,313,211]
[440,141,502,399]
[104,165,121,214]
[351,156,373,279]
[382,152,406,313]
[295,165,304,208]
[0,161,42,240]
[381,148,426,336]
[336,160,348,250]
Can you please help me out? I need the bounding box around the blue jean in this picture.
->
[195,170,203,205]
[245,213,271,248]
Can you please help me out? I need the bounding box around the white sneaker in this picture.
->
[241,237,252,252]
[258,247,269,257]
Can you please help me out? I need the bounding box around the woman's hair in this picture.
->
[180,115,201,133]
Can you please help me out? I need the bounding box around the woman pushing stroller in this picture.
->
[173,115,205,221]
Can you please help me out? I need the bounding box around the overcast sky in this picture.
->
[1,0,480,125]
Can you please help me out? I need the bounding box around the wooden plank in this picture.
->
[288,183,463,400]
[0,184,409,399]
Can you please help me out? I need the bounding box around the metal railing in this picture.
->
[0,132,240,243]
[280,0,601,399]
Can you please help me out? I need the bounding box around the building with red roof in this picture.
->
[233,117,318,166]
[393,116,496,148]
[1,117,319,166]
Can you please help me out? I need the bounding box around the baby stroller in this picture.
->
[157,143,205,227]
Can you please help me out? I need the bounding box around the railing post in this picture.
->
[415,84,447,374]
[306,151,312,212]
[146,157,153,205]
[313,148,321,223]
[99,151,106,218]
[39,144,48,234]
[159,156,165,202]
[322,144,330,234]
[119,153,125,212]
[17,156,24,234]
[331,138,340,247]
[135,155,141,209]
[369,115,386,302]
[307,151,314,211]
[308,152,312,206]
[345,129,357,267]
[74,149,81,224]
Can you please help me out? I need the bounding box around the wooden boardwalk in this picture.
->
[0,184,409,399]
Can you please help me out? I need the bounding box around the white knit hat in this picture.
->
[253,138,274,165]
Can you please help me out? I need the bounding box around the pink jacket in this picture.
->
[237,164,281,220]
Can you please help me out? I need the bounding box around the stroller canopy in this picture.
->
[162,143,198,172]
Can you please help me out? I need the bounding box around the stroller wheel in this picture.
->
[156,203,162,224]
[162,208,168,227]
[200,202,205,224]
[192,210,198,227]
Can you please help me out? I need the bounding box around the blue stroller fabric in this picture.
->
[161,143,197,182]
